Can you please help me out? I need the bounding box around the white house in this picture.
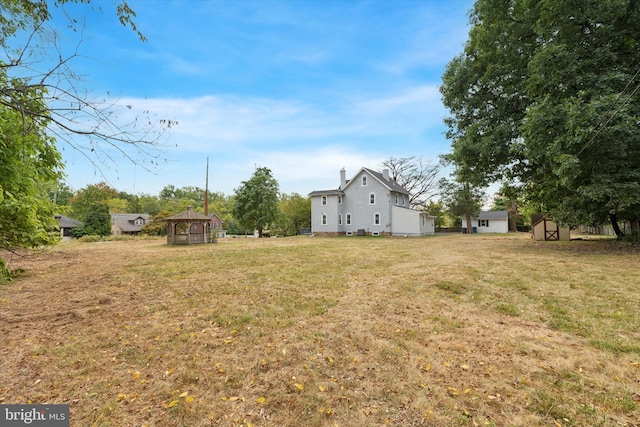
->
[309,167,435,236]
[461,210,509,233]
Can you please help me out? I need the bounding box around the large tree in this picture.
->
[233,167,280,237]
[439,178,485,234]
[0,102,63,279]
[0,0,173,277]
[276,193,311,236]
[380,156,440,210]
[441,0,640,238]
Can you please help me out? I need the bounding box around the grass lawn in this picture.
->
[1,233,639,426]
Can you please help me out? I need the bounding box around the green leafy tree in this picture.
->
[439,179,485,234]
[141,210,172,236]
[233,167,280,237]
[69,183,118,220]
[0,104,63,279]
[276,193,311,236]
[441,0,640,238]
[425,200,447,228]
[72,202,111,237]
[137,195,160,216]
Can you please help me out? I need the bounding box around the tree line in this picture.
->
[52,170,312,239]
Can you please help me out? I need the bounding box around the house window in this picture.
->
[374,213,380,225]
[322,214,327,225]
[346,214,352,225]
[370,193,375,205]
[362,176,367,186]
[479,219,489,227]
[321,196,327,206]
[339,214,342,225]
[395,194,398,204]
[134,218,144,226]
[338,195,342,204]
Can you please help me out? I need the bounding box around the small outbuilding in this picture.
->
[531,215,570,241]
[166,207,213,245]
[54,215,82,238]
[461,210,509,233]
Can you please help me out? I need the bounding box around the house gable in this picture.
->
[111,213,150,235]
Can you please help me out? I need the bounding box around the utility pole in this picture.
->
[204,157,209,217]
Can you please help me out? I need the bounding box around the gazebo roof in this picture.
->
[165,207,211,221]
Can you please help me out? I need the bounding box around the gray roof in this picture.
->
[476,210,509,220]
[363,168,411,195]
[309,167,411,197]
[55,215,82,229]
[166,208,210,221]
[111,213,150,232]
[308,189,345,197]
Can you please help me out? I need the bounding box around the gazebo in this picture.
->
[165,207,213,245]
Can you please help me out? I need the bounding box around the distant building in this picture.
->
[111,213,150,235]
[461,211,509,233]
[54,215,82,238]
[209,213,227,239]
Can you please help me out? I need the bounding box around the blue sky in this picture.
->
[49,0,474,197]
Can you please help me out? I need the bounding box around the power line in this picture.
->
[577,68,640,156]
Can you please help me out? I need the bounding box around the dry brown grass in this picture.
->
[0,233,639,426]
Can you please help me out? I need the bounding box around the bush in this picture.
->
[620,231,640,244]
[77,235,105,243]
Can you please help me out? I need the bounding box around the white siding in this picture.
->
[391,206,435,236]
[462,217,508,233]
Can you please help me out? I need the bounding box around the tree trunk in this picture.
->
[508,201,518,232]
[609,213,624,239]
[465,213,473,234]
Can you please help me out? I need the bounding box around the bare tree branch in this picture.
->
[380,156,441,210]
[1,2,177,182]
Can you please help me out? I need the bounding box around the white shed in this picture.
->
[462,210,509,233]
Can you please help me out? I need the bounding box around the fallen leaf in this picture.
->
[132,371,141,380]
[185,396,195,403]
[256,397,266,404]
[294,383,304,391]
[179,391,188,398]
[165,400,178,408]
